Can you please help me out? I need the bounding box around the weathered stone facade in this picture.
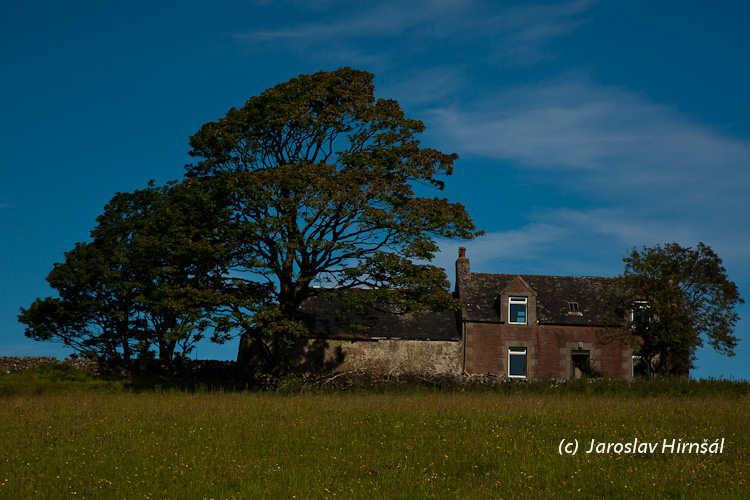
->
[463,322,631,379]
[237,248,634,379]
[292,338,462,375]
[456,248,632,379]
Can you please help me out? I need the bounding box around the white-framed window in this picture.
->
[632,356,650,379]
[509,296,528,324]
[508,347,527,378]
[631,300,649,325]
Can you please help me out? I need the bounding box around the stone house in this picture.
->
[455,247,632,379]
[238,248,633,379]
[238,291,463,375]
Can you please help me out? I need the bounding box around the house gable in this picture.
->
[455,248,632,379]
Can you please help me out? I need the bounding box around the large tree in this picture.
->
[186,68,481,364]
[599,242,743,377]
[19,180,245,361]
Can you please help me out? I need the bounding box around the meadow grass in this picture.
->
[1,386,747,499]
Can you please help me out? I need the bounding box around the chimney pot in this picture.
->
[459,247,466,258]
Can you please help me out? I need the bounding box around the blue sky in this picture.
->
[2,0,749,379]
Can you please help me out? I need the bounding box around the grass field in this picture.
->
[1,373,748,499]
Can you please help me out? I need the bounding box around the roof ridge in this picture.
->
[469,272,615,280]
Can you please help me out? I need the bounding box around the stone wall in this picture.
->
[0,356,245,380]
[293,338,463,376]
[239,336,463,376]
[0,356,99,374]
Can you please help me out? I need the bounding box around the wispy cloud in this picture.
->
[238,3,417,41]
[427,76,750,277]
[458,222,569,262]
[379,66,467,107]
[234,0,596,66]
[232,0,750,285]
[548,208,697,245]
[497,0,594,62]
[432,222,574,280]
[435,204,746,281]
[234,0,477,43]
[428,78,750,207]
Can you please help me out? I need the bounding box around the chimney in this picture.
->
[455,247,470,295]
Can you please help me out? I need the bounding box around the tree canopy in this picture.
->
[20,68,481,364]
[19,180,247,361]
[186,67,482,366]
[599,242,743,376]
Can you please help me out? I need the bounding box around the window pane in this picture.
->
[632,301,649,324]
[509,348,527,377]
[510,303,527,323]
[633,309,648,324]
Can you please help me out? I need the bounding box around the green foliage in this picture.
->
[19,180,249,361]
[186,68,481,365]
[599,242,744,376]
[21,68,480,367]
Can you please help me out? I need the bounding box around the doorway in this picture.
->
[571,350,591,379]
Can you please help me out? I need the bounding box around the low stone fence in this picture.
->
[0,356,99,375]
[0,356,243,379]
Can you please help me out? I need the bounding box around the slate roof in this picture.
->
[461,273,617,325]
[297,291,460,341]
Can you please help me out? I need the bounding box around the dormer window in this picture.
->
[498,278,536,324]
[509,296,528,324]
[567,301,583,316]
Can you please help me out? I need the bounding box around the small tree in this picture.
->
[19,180,243,361]
[599,242,743,376]
[186,67,482,366]
[19,241,137,359]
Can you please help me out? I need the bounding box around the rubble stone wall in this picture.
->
[0,356,99,374]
